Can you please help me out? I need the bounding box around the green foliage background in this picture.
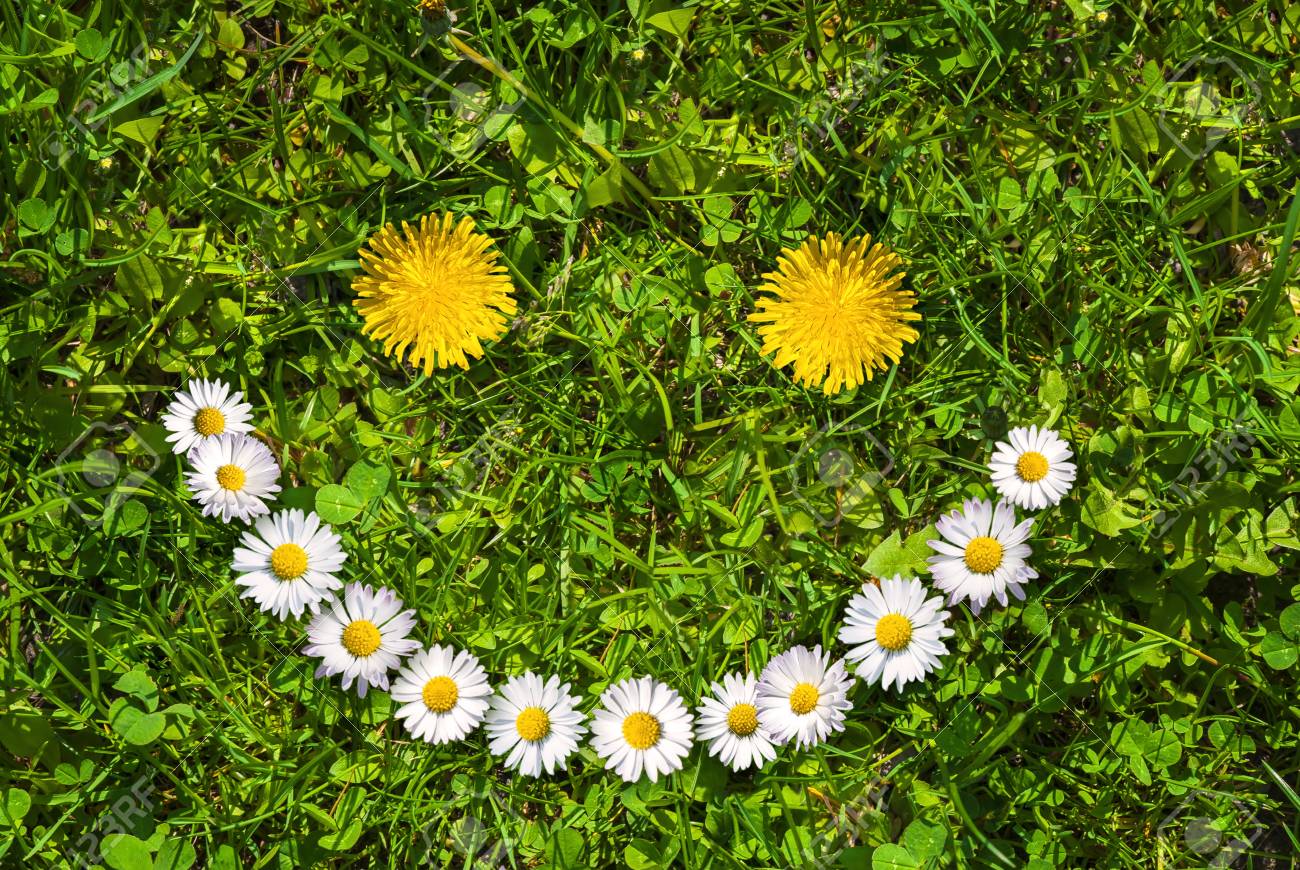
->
[2,0,1300,867]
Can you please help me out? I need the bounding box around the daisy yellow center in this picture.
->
[341,620,382,657]
[193,407,225,436]
[215,464,246,492]
[515,706,550,742]
[789,682,820,715]
[875,613,913,651]
[352,213,518,376]
[748,233,920,395]
[726,703,759,736]
[269,543,308,581]
[621,711,661,750]
[1015,451,1049,482]
[964,536,1004,574]
[422,676,459,713]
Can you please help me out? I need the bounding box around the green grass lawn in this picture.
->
[3,1,1300,867]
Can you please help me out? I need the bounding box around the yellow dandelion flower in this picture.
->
[417,0,447,13]
[352,213,517,375]
[748,233,920,395]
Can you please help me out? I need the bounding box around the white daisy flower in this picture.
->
[303,583,419,698]
[185,433,281,523]
[926,498,1037,614]
[390,645,493,744]
[755,645,853,750]
[484,672,586,776]
[839,575,955,692]
[231,509,346,621]
[590,676,695,783]
[161,378,254,455]
[988,425,1077,510]
[696,672,777,772]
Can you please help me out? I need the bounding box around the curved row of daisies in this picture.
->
[164,378,1077,781]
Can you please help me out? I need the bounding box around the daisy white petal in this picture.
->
[161,378,254,455]
[696,672,777,772]
[926,498,1038,614]
[484,673,586,776]
[304,583,419,697]
[590,676,694,783]
[185,433,281,523]
[839,575,954,692]
[988,425,1077,510]
[391,645,492,744]
[232,509,346,621]
[755,645,853,750]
